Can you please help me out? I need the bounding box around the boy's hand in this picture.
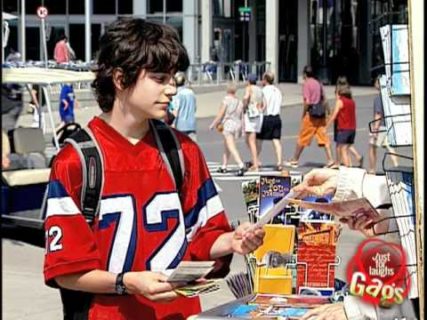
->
[231,222,265,255]
[124,271,183,302]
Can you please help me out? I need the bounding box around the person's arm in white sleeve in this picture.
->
[344,295,377,320]
[333,166,390,208]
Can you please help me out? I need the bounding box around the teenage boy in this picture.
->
[43,18,265,320]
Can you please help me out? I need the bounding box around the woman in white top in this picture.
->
[209,83,245,176]
[243,74,264,171]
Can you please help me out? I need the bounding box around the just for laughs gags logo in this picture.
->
[346,239,411,307]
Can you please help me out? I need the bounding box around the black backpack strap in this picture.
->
[65,128,104,224]
[150,120,185,193]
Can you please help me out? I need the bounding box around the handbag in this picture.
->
[216,123,224,132]
[308,101,326,118]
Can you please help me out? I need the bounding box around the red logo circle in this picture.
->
[346,239,410,305]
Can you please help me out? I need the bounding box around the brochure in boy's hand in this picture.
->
[174,280,221,297]
[258,175,291,220]
[164,261,215,283]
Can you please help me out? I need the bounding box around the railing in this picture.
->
[3,60,271,87]
[186,61,271,85]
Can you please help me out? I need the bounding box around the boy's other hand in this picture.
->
[124,271,182,302]
[231,222,265,255]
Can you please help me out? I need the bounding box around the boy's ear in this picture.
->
[112,68,124,91]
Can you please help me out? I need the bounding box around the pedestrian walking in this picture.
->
[286,65,334,168]
[43,18,265,320]
[256,71,283,171]
[170,72,197,141]
[326,78,363,167]
[368,76,398,174]
[54,34,71,63]
[243,73,264,171]
[56,84,79,131]
[5,48,21,62]
[209,83,246,176]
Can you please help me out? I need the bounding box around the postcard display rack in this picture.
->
[373,23,419,302]
[197,172,343,319]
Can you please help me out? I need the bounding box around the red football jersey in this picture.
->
[44,117,232,319]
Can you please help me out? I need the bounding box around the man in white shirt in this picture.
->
[256,71,283,171]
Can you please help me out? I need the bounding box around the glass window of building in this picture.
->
[44,0,66,14]
[166,0,182,12]
[118,0,133,14]
[26,0,42,15]
[148,0,162,14]
[148,0,181,14]
[3,0,18,13]
[93,0,115,14]
[69,0,85,14]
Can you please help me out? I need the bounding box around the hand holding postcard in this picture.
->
[291,197,380,222]
[174,280,221,297]
[165,261,215,283]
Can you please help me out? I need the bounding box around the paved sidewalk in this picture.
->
[16,83,376,130]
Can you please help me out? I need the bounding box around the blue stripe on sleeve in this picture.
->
[184,178,218,228]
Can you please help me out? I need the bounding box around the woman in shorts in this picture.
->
[209,83,246,176]
[326,82,362,167]
[242,74,264,171]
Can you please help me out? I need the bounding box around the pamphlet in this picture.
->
[296,222,337,291]
[174,279,221,297]
[258,175,291,221]
[165,261,215,283]
[291,197,380,223]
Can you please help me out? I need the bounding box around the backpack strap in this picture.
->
[65,128,104,224]
[62,121,184,223]
[150,119,185,193]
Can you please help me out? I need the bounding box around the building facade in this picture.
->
[3,0,407,85]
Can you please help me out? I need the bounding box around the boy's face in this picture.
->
[120,70,177,120]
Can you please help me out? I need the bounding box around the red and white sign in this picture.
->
[36,6,48,19]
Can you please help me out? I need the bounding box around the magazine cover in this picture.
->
[258,175,291,222]
[296,221,337,293]
[242,178,260,223]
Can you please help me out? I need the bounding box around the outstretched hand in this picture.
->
[231,222,265,255]
[291,168,339,199]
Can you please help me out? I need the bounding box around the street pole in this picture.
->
[85,0,91,62]
[40,18,48,67]
[163,0,166,24]
[243,0,248,61]
[20,0,26,61]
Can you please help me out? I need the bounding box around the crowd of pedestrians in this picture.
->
[146,65,389,176]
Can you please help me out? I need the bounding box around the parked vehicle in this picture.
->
[1,67,94,228]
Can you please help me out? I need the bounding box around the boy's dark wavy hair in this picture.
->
[92,18,190,112]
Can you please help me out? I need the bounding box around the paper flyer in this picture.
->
[291,197,380,222]
[165,261,215,283]
[296,222,337,291]
[258,175,291,221]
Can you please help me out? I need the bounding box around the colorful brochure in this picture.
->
[296,222,337,291]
